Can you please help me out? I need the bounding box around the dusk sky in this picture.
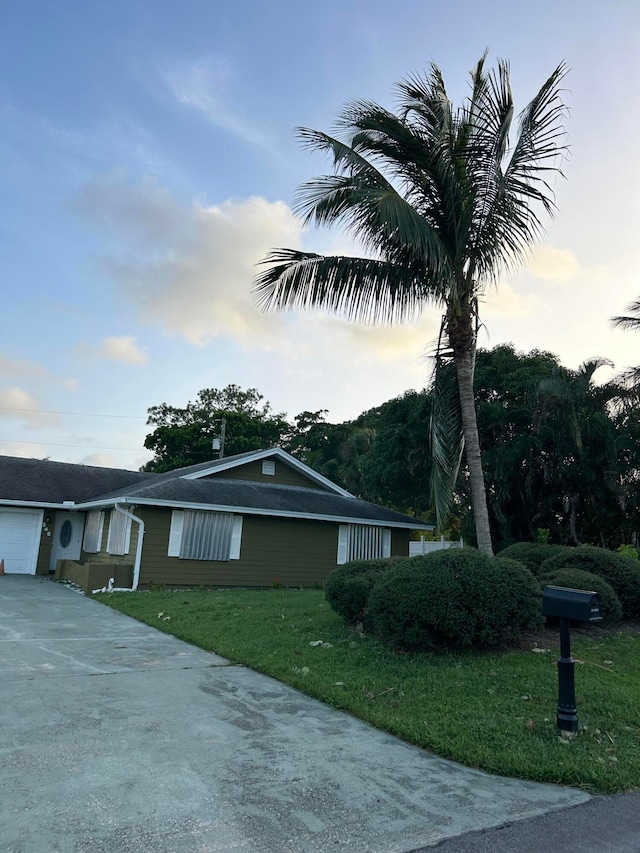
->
[2,0,639,470]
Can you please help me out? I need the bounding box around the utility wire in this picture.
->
[0,406,146,419]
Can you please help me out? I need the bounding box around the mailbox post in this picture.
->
[542,586,602,732]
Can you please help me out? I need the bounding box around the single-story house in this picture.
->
[0,447,432,592]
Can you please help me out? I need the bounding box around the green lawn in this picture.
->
[96,587,640,793]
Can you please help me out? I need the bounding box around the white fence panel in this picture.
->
[409,536,464,557]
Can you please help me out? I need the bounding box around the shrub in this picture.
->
[616,544,639,561]
[540,545,640,619]
[538,568,622,624]
[367,550,542,651]
[498,542,571,576]
[325,558,399,625]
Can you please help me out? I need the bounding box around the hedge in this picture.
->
[498,542,571,576]
[367,549,542,651]
[324,557,400,625]
[540,545,640,619]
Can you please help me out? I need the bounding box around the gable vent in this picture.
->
[262,460,276,476]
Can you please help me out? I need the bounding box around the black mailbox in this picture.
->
[542,585,602,623]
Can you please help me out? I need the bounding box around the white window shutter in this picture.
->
[168,511,184,557]
[337,525,348,564]
[382,528,391,558]
[229,515,243,560]
[83,510,105,553]
[124,517,132,555]
[107,512,132,556]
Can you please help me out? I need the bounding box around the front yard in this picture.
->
[97,587,640,794]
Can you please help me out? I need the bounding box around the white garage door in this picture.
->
[0,509,43,574]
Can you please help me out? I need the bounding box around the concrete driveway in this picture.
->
[1,576,590,853]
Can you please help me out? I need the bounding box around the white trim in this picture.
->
[78,496,433,530]
[230,515,243,560]
[180,447,354,497]
[337,525,348,564]
[382,528,391,558]
[0,500,77,510]
[168,510,184,557]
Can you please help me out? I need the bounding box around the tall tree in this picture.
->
[143,385,289,472]
[253,55,568,555]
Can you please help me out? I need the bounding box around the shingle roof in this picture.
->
[0,449,430,528]
[85,476,428,527]
[0,456,153,503]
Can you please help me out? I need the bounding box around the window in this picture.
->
[262,460,276,476]
[83,511,104,553]
[107,511,132,556]
[168,511,242,561]
[337,524,391,564]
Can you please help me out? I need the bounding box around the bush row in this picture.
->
[501,543,640,619]
[326,543,639,652]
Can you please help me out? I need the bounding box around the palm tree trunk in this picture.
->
[455,350,494,556]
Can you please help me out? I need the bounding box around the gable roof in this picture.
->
[0,455,152,505]
[163,447,351,496]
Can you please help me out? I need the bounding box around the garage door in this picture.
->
[0,509,43,574]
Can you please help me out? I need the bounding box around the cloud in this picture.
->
[526,245,580,281]
[482,281,537,318]
[0,355,49,380]
[80,175,303,346]
[162,55,275,152]
[0,441,48,459]
[81,452,118,468]
[99,336,148,365]
[0,387,58,429]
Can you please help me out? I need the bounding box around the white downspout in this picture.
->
[114,503,145,591]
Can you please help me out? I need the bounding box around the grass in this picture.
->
[96,587,640,794]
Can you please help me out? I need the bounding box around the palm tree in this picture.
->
[253,55,568,555]
[612,300,640,389]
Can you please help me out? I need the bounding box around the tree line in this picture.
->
[142,343,640,552]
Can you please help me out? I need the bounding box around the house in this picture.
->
[0,448,432,592]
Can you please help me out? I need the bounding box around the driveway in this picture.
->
[1,576,590,852]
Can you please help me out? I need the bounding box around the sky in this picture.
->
[1,0,639,471]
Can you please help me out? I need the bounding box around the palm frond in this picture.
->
[611,299,640,331]
[253,249,430,324]
[429,339,464,527]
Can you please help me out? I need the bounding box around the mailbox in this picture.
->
[542,585,602,623]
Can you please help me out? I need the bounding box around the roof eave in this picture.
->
[74,495,433,530]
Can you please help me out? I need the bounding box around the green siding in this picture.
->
[136,507,412,588]
[206,459,331,490]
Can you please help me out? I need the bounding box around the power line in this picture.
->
[0,406,146,420]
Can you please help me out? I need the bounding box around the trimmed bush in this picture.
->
[540,545,640,619]
[538,568,622,624]
[498,542,571,576]
[325,558,399,625]
[367,550,542,651]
